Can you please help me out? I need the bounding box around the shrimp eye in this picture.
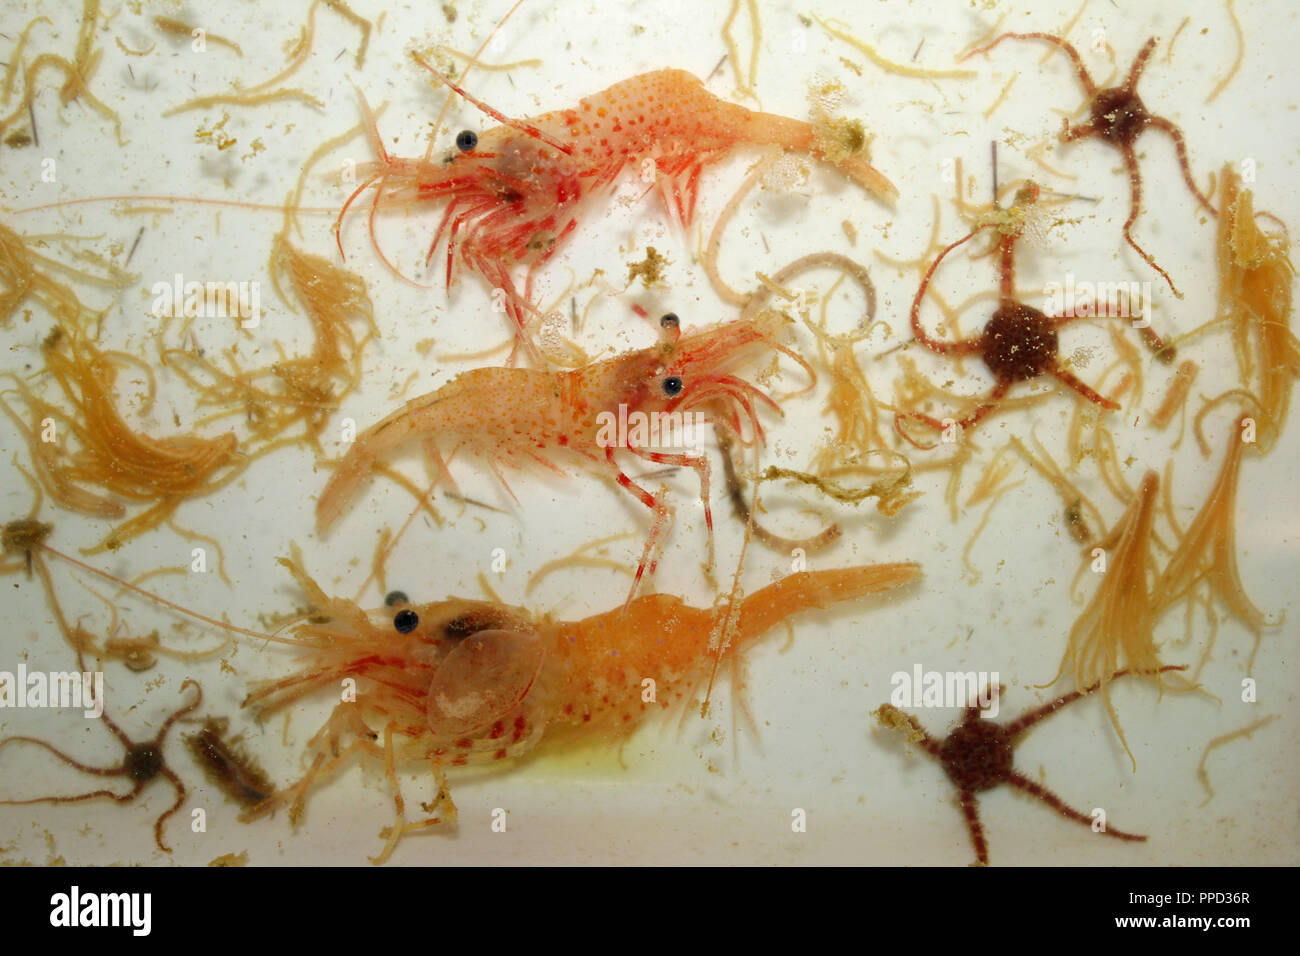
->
[394,609,420,634]
[456,130,478,152]
[661,376,684,397]
[384,590,409,607]
[660,313,679,330]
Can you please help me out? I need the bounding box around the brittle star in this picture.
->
[896,182,1137,447]
[1,515,202,853]
[963,33,1217,298]
[874,665,1184,865]
[0,679,202,853]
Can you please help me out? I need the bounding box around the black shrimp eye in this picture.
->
[455,129,478,152]
[393,608,420,634]
[384,590,409,607]
[661,376,684,397]
[660,313,679,330]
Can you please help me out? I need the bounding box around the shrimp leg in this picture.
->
[626,445,715,578]
[605,446,673,607]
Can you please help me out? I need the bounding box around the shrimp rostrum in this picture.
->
[316,310,805,596]
[242,551,921,863]
[343,64,898,362]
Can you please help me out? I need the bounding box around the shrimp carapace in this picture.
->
[315,310,800,596]
[345,65,897,361]
[243,552,921,861]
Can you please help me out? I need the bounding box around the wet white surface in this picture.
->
[0,0,1296,865]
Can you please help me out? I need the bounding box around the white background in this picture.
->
[0,0,1296,865]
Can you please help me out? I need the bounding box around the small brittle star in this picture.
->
[897,182,1150,447]
[0,678,201,853]
[875,666,1184,865]
[964,33,1216,298]
[1,513,202,853]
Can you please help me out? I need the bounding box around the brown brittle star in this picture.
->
[963,33,1217,298]
[1,515,202,854]
[897,182,1142,448]
[0,679,202,853]
[874,665,1185,865]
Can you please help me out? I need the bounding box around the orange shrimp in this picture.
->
[18,522,919,864]
[344,64,898,363]
[242,550,922,863]
[316,309,806,596]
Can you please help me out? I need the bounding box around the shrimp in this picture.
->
[13,514,918,864]
[316,309,806,596]
[344,64,899,363]
[242,549,922,863]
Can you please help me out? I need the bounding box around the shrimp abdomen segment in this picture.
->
[735,109,898,202]
[315,368,564,532]
[550,563,923,717]
[736,562,922,640]
[564,69,897,203]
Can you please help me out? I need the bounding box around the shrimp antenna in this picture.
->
[11,196,339,216]
[424,0,529,162]
[36,542,305,647]
[410,52,574,156]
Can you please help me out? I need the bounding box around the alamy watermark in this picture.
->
[889,665,1000,718]
[0,664,104,718]
[151,273,261,328]
[50,886,150,935]
[594,404,708,454]
[1043,274,1152,327]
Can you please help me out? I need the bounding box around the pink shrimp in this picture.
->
[342,64,898,363]
[241,550,922,862]
[315,309,805,596]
